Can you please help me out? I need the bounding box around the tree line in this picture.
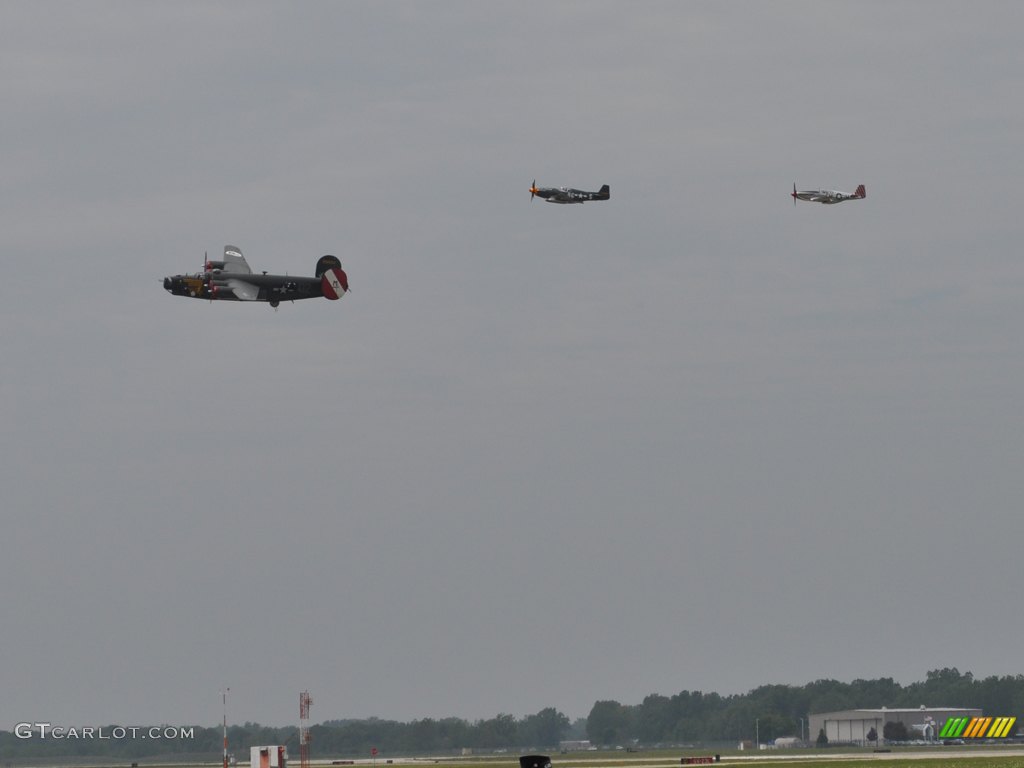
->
[3,669,1023,760]
[587,668,1024,745]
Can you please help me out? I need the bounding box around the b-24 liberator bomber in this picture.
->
[791,183,866,205]
[163,245,348,308]
[529,180,610,204]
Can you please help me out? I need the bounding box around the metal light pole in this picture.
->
[756,718,759,750]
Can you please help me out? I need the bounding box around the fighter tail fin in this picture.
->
[855,184,866,198]
[596,184,610,199]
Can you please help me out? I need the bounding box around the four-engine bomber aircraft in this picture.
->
[792,183,866,205]
[163,245,348,308]
[529,180,610,204]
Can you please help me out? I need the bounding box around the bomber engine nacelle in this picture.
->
[208,279,233,296]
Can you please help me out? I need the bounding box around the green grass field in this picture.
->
[379,749,1024,768]
[8,748,1024,768]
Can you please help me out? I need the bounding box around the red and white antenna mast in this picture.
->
[222,688,230,768]
[299,691,313,768]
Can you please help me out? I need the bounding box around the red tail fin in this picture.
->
[321,267,348,300]
[855,184,866,198]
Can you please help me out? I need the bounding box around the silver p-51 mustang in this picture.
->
[791,183,866,205]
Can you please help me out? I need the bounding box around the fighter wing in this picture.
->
[221,245,252,274]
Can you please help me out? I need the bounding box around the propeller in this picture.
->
[530,179,538,201]
[202,251,219,302]
[202,251,213,301]
[792,182,797,206]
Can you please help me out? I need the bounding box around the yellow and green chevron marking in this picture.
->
[939,716,1016,739]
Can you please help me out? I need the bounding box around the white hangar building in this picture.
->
[809,707,981,744]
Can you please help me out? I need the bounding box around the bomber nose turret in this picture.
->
[163,275,195,296]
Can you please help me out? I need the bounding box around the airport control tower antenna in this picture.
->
[300,691,313,768]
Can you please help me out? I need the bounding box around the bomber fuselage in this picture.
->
[163,272,325,302]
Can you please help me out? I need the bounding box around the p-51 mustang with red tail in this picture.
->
[791,183,866,205]
[530,180,610,204]
[163,245,348,308]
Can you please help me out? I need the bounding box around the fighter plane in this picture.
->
[163,245,348,308]
[792,183,866,205]
[529,180,610,204]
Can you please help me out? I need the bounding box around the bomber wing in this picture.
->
[224,279,260,301]
[211,245,259,299]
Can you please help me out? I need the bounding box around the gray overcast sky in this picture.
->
[2,1,1023,731]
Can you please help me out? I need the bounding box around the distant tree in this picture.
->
[518,708,570,747]
[754,713,795,744]
[883,721,909,742]
[816,728,828,747]
[473,713,517,748]
[849,678,901,708]
[635,694,674,743]
[565,717,589,740]
[902,667,975,710]
[866,727,877,742]
[975,673,1024,714]
[586,700,634,745]
[670,690,724,742]
[806,679,854,714]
